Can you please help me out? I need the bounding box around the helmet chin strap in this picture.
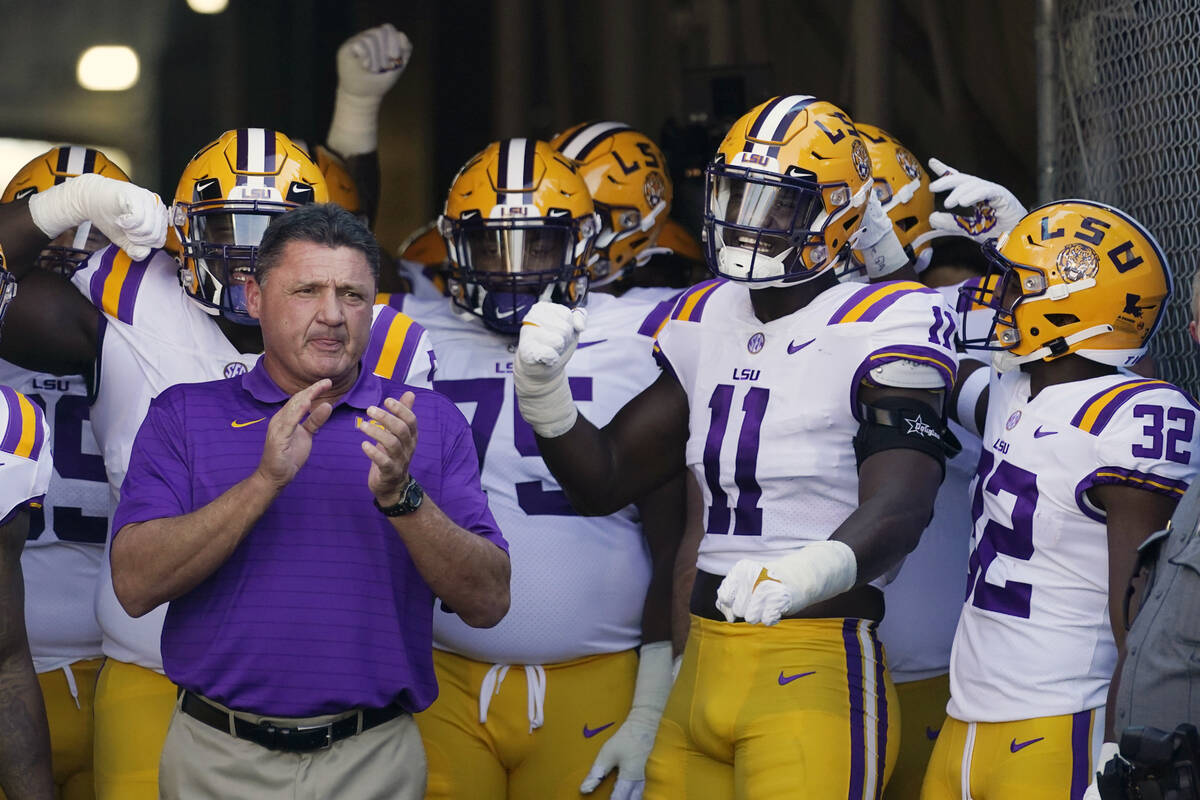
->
[991,324,1114,372]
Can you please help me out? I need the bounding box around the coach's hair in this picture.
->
[254,202,380,286]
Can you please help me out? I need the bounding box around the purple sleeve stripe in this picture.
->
[0,385,24,454]
[842,619,867,800]
[637,292,683,338]
[364,306,397,375]
[848,345,955,421]
[1070,380,1171,434]
[1075,466,1190,520]
[394,320,427,385]
[829,281,937,325]
[1069,709,1093,800]
[28,397,45,462]
[88,245,118,310]
[375,292,407,312]
[670,279,722,322]
[114,253,151,324]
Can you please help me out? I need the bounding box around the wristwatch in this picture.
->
[373,477,424,517]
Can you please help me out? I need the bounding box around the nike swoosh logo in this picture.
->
[778,670,815,685]
[293,185,311,192]
[582,721,615,738]
[230,418,266,428]
[926,726,941,741]
[787,339,815,354]
[1033,426,1057,438]
[576,340,608,349]
[1010,736,1044,753]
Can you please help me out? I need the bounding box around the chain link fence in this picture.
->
[1049,0,1200,395]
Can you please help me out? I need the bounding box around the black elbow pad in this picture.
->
[853,395,962,474]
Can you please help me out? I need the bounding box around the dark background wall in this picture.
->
[0,0,1036,256]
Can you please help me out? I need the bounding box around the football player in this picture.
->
[0,364,55,800]
[0,146,133,800]
[921,201,1196,799]
[512,95,961,798]
[396,138,681,800]
[551,121,704,294]
[0,129,433,800]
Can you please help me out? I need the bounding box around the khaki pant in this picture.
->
[159,697,426,800]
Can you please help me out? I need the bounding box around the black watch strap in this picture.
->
[374,477,424,517]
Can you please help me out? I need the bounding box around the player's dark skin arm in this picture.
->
[831,384,945,585]
[343,152,380,229]
[534,370,689,517]
[0,511,54,800]
[634,472,686,645]
[0,270,99,376]
[0,199,51,279]
[672,474,704,655]
[1090,483,1177,740]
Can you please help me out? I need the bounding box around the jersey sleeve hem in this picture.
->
[1074,466,1192,522]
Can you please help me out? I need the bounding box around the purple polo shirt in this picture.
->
[112,357,506,717]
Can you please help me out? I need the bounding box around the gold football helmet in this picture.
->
[3,146,131,275]
[854,123,935,272]
[171,128,329,324]
[551,122,672,286]
[704,95,872,285]
[293,140,362,216]
[438,138,597,334]
[959,200,1171,370]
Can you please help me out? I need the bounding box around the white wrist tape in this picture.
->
[326,89,383,157]
[861,234,910,279]
[632,641,673,713]
[769,540,858,615]
[513,367,578,438]
[27,173,103,238]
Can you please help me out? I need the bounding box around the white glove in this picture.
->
[27,174,167,262]
[513,302,587,438]
[1083,741,1121,800]
[850,190,909,279]
[926,157,1027,244]
[327,23,412,156]
[716,540,858,626]
[580,641,673,799]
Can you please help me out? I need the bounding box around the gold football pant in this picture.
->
[646,616,899,800]
[92,659,177,800]
[416,648,637,799]
[920,709,1102,800]
[885,673,951,800]
[0,658,102,800]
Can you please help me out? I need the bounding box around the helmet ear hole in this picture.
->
[1044,313,1080,328]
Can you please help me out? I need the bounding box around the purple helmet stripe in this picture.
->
[236,128,248,172]
[561,121,632,161]
[263,129,277,175]
[747,96,786,140]
[522,138,536,204]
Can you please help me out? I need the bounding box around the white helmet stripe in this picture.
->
[558,121,629,161]
[65,146,87,176]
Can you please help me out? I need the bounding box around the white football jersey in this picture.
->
[72,245,436,672]
[0,385,53,522]
[878,281,986,682]
[0,361,107,672]
[395,288,682,664]
[655,279,959,580]
[948,368,1200,722]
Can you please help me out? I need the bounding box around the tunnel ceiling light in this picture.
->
[187,0,229,13]
[77,46,140,91]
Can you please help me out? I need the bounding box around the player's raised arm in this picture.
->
[514,301,690,516]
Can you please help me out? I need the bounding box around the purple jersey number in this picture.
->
[434,376,593,516]
[703,385,769,536]
[1131,404,1195,465]
[24,394,109,544]
[965,449,1036,618]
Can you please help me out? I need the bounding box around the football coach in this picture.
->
[108,203,510,799]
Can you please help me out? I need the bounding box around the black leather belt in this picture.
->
[690,569,885,622]
[179,691,406,753]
